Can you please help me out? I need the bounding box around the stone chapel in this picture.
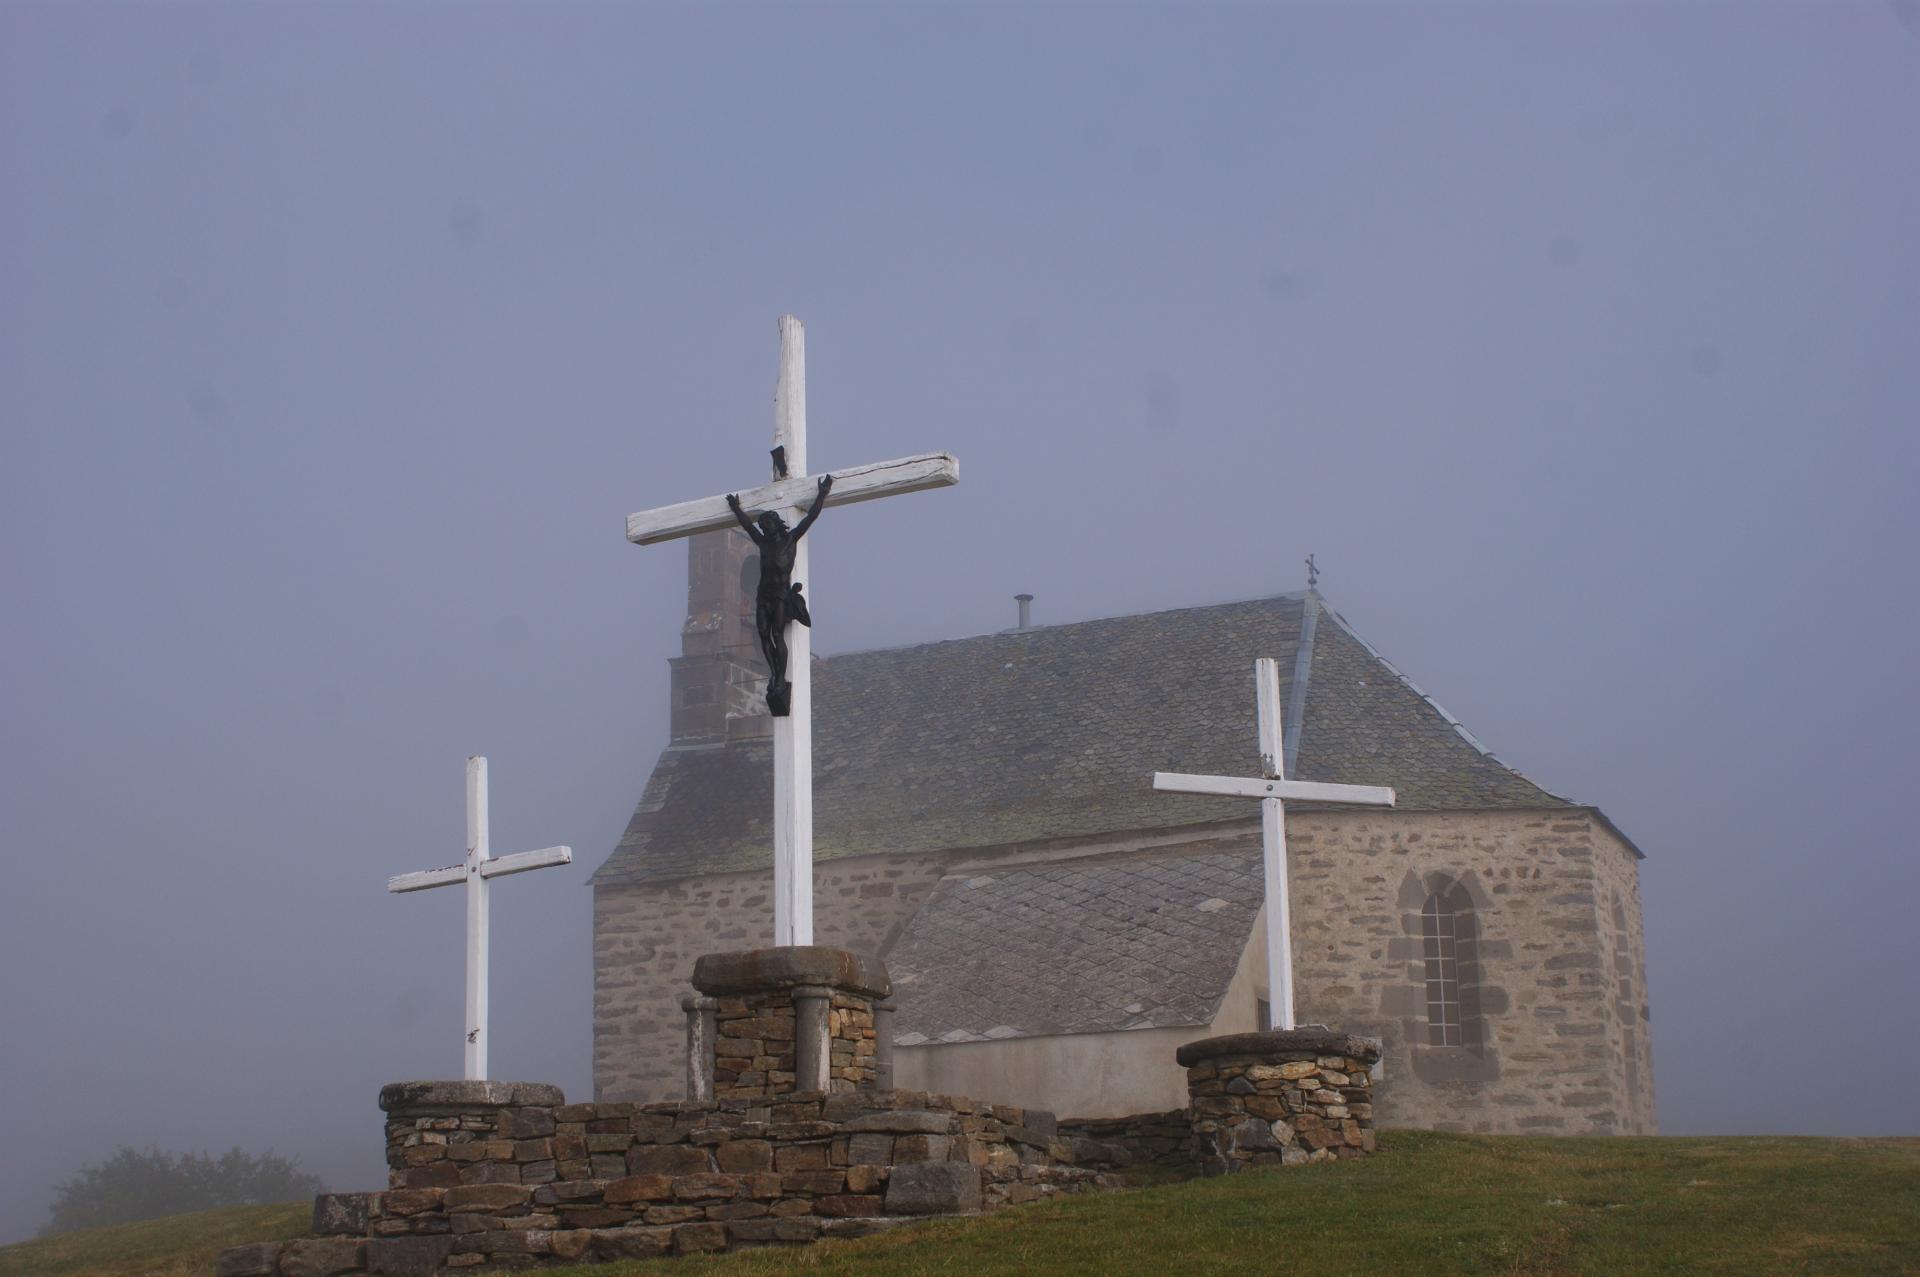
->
[590,531,1656,1135]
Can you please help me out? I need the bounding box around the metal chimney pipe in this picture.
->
[1015,593,1034,630]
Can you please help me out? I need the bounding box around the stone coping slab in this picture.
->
[1175,1029,1381,1067]
[378,1080,566,1112]
[691,946,891,999]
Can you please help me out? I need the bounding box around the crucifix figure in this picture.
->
[1153,658,1395,1030]
[625,316,958,946]
[387,756,571,1080]
[727,471,832,716]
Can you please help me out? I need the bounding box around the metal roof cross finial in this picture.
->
[1305,553,1319,590]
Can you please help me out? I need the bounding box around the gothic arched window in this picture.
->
[1422,891,1464,1046]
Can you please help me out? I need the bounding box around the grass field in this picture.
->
[4,1133,1915,1277]
[0,1201,308,1277]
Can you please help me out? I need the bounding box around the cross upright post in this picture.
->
[772,318,812,945]
[1153,659,1396,1030]
[387,756,572,1080]
[624,317,959,947]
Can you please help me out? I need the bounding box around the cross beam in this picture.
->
[624,317,958,948]
[1153,658,1395,1031]
[625,453,957,546]
[387,756,571,1081]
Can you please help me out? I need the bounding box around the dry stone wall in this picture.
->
[219,1083,1112,1276]
[1055,1111,1192,1172]
[1177,1031,1381,1173]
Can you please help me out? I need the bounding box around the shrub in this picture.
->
[43,1147,324,1234]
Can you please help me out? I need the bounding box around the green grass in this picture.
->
[547,1134,1920,1277]
[0,1201,310,1277]
[5,1135,1915,1277]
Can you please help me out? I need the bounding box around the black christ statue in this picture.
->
[727,473,833,716]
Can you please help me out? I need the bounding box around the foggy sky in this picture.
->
[3,0,1917,1245]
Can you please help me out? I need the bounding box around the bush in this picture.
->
[43,1147,324,1234]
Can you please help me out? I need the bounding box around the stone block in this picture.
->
[628,1144,711,1175]
[589,1227,673,1260]
[443,1183,529,1212]
[717,1139,774,1172]
[312,1192,371,1237]
[380,1188,446,1217]
[604,1174,673,1203]
[884,1162,982,1215]
[379,1081,564,1113]
[672,1172,743,1201]
[497,1108,555,1140]
[692,947,891,999]
[706,1201,770,1221]
[397,1162,460,1189]
[845,1163,890,1193]
[213,1242,282,1277]
[548,1230,591,1262]
[841,1110,951,1134]
[816,1194,886,1217]
[774,1143,829,1171]
[673,1221,730,1253]
[561,1207,634,1229]
[645,1204,707,1224]
[366,1235,453,1276]
[782,1170,845,1195]
[848,1133,895,1164]
[894,1134,951,1163]
[725,1219,780,1243]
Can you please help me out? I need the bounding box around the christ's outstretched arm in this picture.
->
[792,474,833,539]
[725,493,765,544]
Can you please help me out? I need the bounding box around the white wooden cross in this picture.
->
[387,756,572,1081]
[1153,658,1396,1031]
[625,316,958,947]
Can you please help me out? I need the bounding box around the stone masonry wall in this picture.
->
[597,810,1654,1134]
[1055,1111,1192,1172]
[1179,1033,1382,1173]
[220,1084,1113,1276]
[1592,822,1657,1132]
[710,991,877,1099]
[595,853,951,1102]
[1282,807,1654,1135]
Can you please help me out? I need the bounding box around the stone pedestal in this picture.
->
[1176,1029,1382,1174]
[687,946,890,1101]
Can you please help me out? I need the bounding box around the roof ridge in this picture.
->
[1315,600,1578,805]
[813,590,1310,662]
[1281,591,1320,776]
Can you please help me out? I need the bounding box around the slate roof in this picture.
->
[592,592,1574,887]
[887,850,1264,1043]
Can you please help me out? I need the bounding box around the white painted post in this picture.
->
[387,757,573,1081]
[466,756,490,1080]
[622,317,959,949]
[773,316,813,948]
[1153,662,1397,1032]
[1254,659,1295,1031]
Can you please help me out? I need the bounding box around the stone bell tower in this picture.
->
[668,529,770,744]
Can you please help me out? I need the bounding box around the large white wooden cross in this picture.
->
[625,316,958,947]
[1153,658,1396,1031]
[387,756,572,1081]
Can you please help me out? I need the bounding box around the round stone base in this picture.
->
[1175,1029,1381,1174]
